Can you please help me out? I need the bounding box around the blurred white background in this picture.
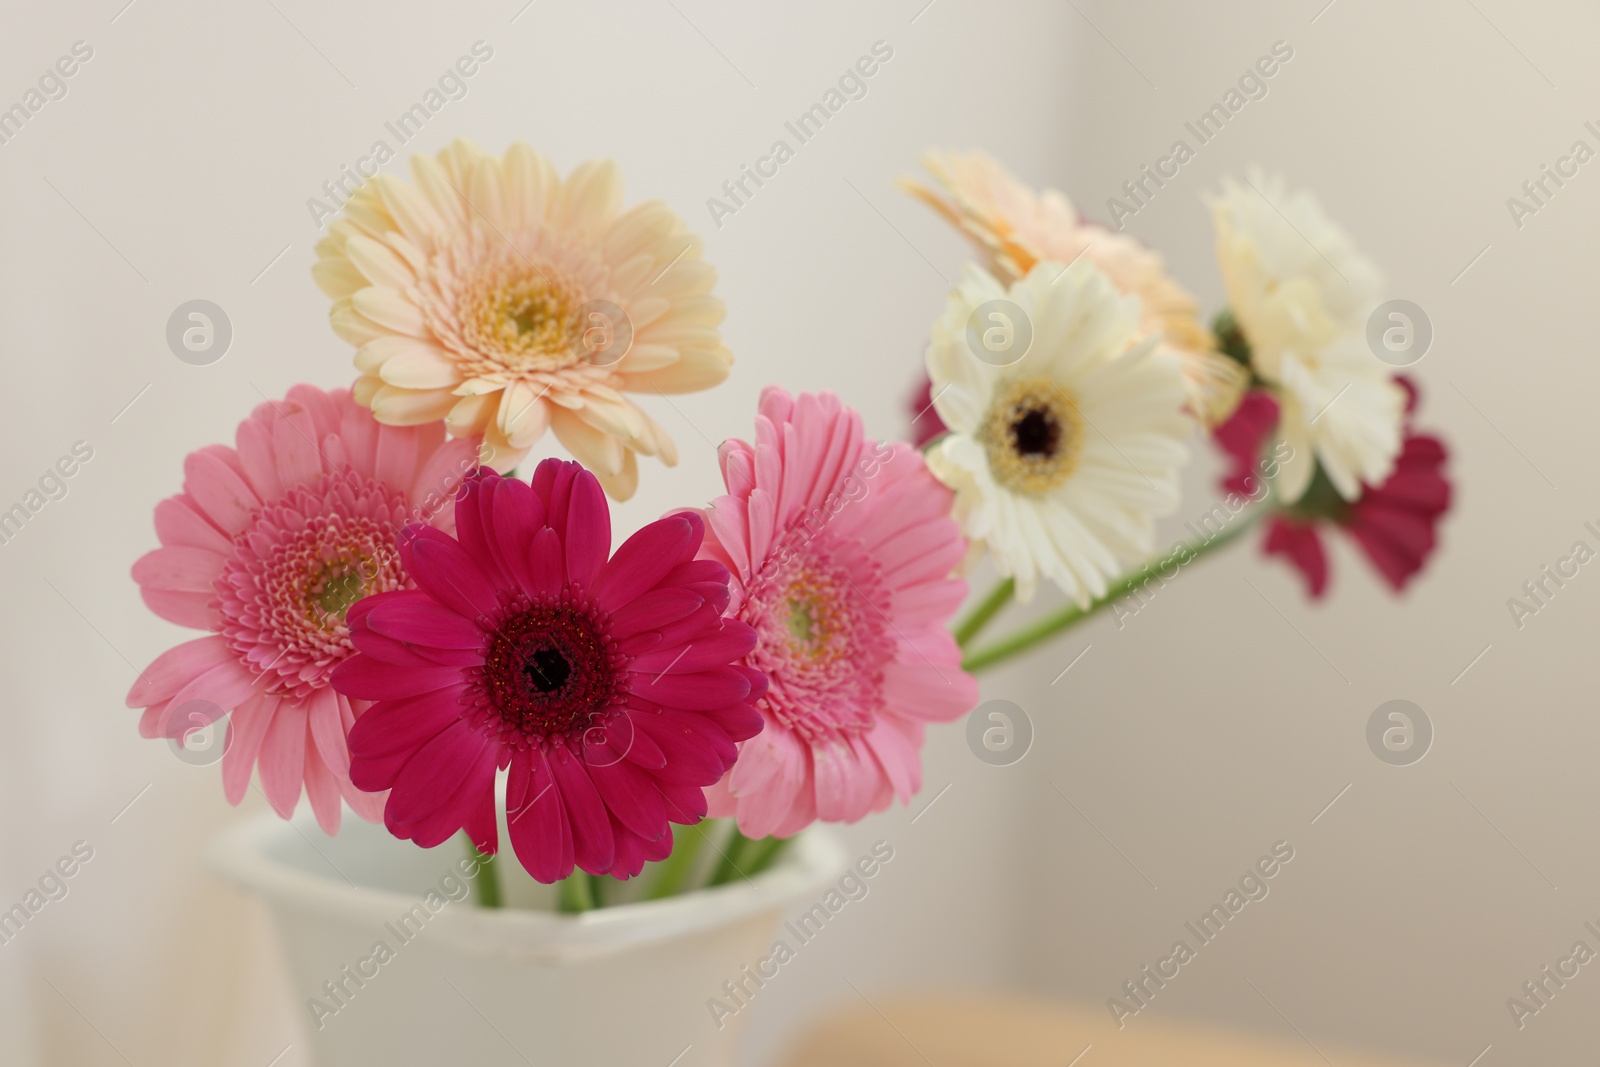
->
[2,0,1597,1064]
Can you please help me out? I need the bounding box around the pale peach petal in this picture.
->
[446,393,497,437]
[369,385,456,426]
[352,287,429,338]
[345,234,417,289]
[378,345,462,390]
[551,406,624,475]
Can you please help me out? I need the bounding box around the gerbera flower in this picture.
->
[1216,380,1451,597]
[698,388,976,837]
[925,261,1193,605]
[907,372,948,448]
[313,139,732,501]
[1208,170,1405,503]
[330,461,764,882]
[902,150,1247,427]
[126,385,483,832]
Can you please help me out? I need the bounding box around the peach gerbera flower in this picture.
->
[314,139,732,500]
[902,150,1247,428]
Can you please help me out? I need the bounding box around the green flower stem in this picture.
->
[557,871,596,913]
[952,578,1016,648]
[740,834,793,878]
[709,828,759,887]
[647,824,710,900]
[467,839,502,909]
[961,514,1263,674]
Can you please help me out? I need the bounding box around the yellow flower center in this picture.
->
[978,378,1082,495]
[460,262,587,372]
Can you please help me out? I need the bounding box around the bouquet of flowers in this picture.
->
[127,141,1451,910]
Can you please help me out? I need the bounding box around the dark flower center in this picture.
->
[524,646,572,693]
[476,598,621,745]
[978,378,1083,495]
[1010,407,1060,458]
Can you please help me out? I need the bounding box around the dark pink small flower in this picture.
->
[332,460,765,882]
[1216,378,1451,598]
[906,373,948,448]
[1212,389,1281,496]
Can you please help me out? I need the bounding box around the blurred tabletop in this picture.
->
[779,994,1446,1067]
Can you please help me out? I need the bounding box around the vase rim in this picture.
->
[207,814,848,964]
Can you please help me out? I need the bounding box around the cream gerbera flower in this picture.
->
[903,150,1247,428]
[313,139,732,500]
[1209,171,1403,503]
[926,261,1192,605]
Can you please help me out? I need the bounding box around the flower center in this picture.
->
[978,378,1082,495]
[216,472,411,700]
[472,595,625,748]
[459,259,587,373]
[743,538,892,742]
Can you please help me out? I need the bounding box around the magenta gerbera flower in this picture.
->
[126,385,484,832]
[700,387,978,838]
[330,460,765,882]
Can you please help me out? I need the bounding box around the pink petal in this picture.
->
[549,750,616,875]
[563,468,610,589]
[307,687,352,781]
[734,742,809,839]
[488,476,544,595]
[158,659,262,732]
[222,694,278,805]
[332,654,462,702]
[303,734,345,834]
[384,721,497,847]
[152,496,231,555]
[507,750,575,882]
[592,513,701,610]
[401,527,503,622]
[587,758,667,840]
[881,660,977,723]
[627,621,756,674]
[631,666,751,709]
[132,546,225,593]
[727,714,794,797]
[258,700,307,818]
[138,588,219,630]
[268,399,323,491]
[526,526,565,599]
[374,421,421,495]
[347,688,464,789]
[863,716,922,804]
[365,596,486,650]
[183,447,260,536]
[126,635,233,708]
[608,588,703,639]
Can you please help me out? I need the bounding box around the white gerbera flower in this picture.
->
[903,151,1248,428]
[1272,336,1407,503]
[925,261,1192,605]
[1209,170,1404,503]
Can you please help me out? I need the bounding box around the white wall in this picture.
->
[1022,1,1600,1063]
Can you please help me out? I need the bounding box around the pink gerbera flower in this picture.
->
[700,388,978,838]
[126,385,484,832]
[330,461,765,882]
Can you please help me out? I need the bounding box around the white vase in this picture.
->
[209,814,845,1067]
